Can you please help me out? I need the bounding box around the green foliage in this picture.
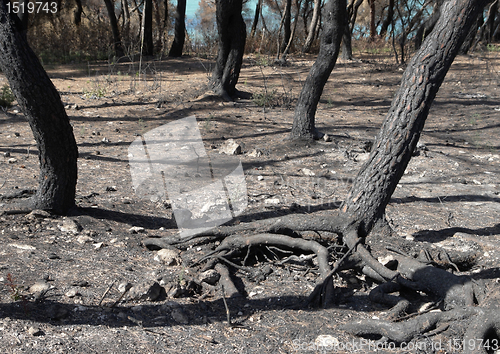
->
[83,84,107,99]
[0,84,15,108]
[253,90,276,107]
[5,273,25,302]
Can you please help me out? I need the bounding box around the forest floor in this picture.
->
[0,51,499,353]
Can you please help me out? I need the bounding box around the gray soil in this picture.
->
[0,52,499,353]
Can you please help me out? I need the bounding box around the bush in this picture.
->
[0,84,15,108]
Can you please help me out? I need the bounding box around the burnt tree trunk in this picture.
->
[74,0,83,26]
[210,0,246,98]
[250,0,262,38]
[289,0,346,140]
[280,0,292,53]
[302,0,321,53]
[0,1,78,214]
[379,0,394,38]
[168,0,186,57]
[341,0,364,61]
[143,0,154,55]
[414,0,443,50]
[341,0,489,237]
[103,0,125,57]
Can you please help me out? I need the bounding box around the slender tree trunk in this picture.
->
[0,1,78,214]
[143,0,154,55]
[379,0,394,38]
[103,0,125,57]
[74,0,83,26]
[302,0,321,53]
[168,0,186,57]
[414,0,443,50]
[280,0,292,53]
[369,0,376,39]
[289,0,346,140]
[342,0,363,61]
[250,0,262,38]
[169,0,186,56]
[341,0,489,237]
[210,0,246,98]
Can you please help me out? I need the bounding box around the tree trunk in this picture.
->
[103,0,125,57]
[169,0,186,56]
[289,0,346,140]
[414,0,443,50]
[341,0,489,237]
[210,0,246,98]
[302,0,321,53]
[0,1,78,214]
[369,0,376,39]
[379,0,394,38]
[74,0,83,26]
[250,0,262,38]
[143,0,154,55]
[280,0,292,53]
[342,0,363,61]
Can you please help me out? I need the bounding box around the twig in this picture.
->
[220,285,231,325]
[98,279,116,306]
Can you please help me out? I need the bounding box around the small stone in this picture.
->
[198,269,220,285]
[264,198,280,205]
[7,158,17,164]
[25,210,51,219]
[315,335,340,348]
[58,218,83,234]
[48,253,60,260]
[28,327,44,336]
[77,235,94,244]
[3,151,11,157]
[30,281,50,293]
[355,153,370,162]
[118,282,133,293]
[65,288,80,298]
[155,248,181,266]
[128,282,162,301]
[301,168,315,176]
[247,148,263,157]
[106,186,117,192]
[257,175,264,181]
[93,242,106,249]
[102,137,110,143]
[128,226,145,234]
[219,139,242,155]
[171,307,189,324]
[323,134,332,142]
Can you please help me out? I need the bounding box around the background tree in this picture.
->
[289,0,346,140]
[104,0,125,57]
[210,0,246,98]
[0,0,78,214]
[168,0,186,56]
[142,0,154,55]
[302,0,321,53]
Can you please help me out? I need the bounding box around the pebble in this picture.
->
[29,281,50,293]
[28,327,44,336]
[128,282,162,301]
[301,168,315,176]
[155,248,181,266]
[198,269,220,285]
[128,226,145,234]
[65,288,80,298]
[219,139,242,155]
[58,218,83,234]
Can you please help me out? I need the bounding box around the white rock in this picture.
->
[219,139,242,155]
[264,198,280,204]
[58,218,82,234]
[77,235,94,244]
[156,248,180,266]
[315,335,340,348]
[301,168,315,176]
[257,175,264,181]
[129,226,145,234]
[247,148,263,157]
[30,281,50,293]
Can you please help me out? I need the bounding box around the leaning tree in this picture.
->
[210,0,246,99]
[0,0,78,215]
[146,0,498,349]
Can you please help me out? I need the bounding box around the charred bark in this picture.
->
[143,0,154,56]
[0,1,78,214]
[210,0,246,98]
[249,0,262,38]
[341,0,489,238]
[289,0,346,140]
[103,0,125,57]
[168,0,186,57]
[302,0,321,53]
